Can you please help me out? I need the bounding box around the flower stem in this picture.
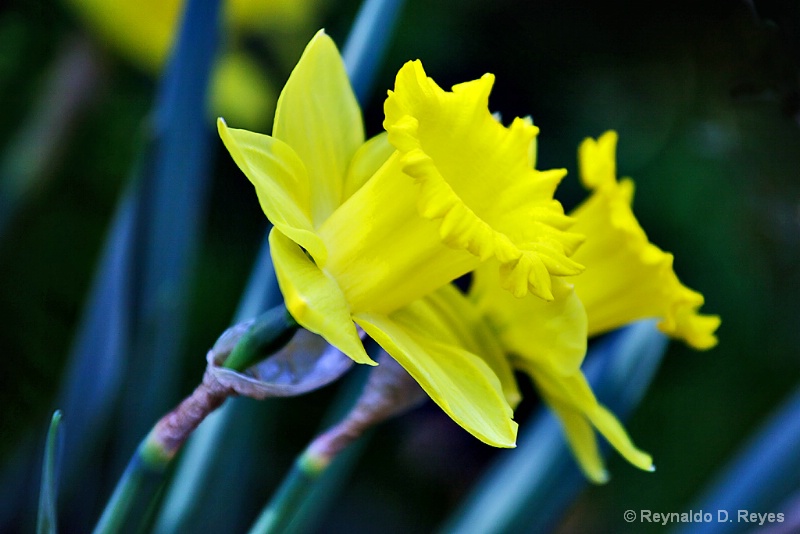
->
[246,442,335,534]
[91,436,170,534]
[222,304,298,371]
[92,379,228,534]
[247,450,325,534]
[92,303,297,533]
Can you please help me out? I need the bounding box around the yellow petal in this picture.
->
[416,285,521,408]
[341,132,395,204]
[548,402,609,483]
[470,264,588,376]
[68,0,312,73]
[578,130,618,191]
[518,360,654,475]
[217,119,327,264]
[355,307,518,448]
[67,0,179,72]
[269,228,374,365]
[227,0,314,32]
[572,132,720,349]
[272,30,364,226]
[590,403,654,472]
[383,61,583,301]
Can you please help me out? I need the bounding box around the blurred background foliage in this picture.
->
[0,0,798,532]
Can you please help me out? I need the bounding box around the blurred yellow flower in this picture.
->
[218,31,585,447]
[67,0,315,129]
[67,0,312,71]
[469,130,720,482]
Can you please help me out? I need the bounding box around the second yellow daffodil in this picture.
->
[469,130,720,481]
[571,131,721,348]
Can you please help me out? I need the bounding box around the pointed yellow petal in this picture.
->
[355,307,518,448]
[218,118,327,263]
[383,60,583,301]
[269,228,374,365]
[518,360,654,475]
[549,402,609,483]
[589,403,654,472]
[273,30,364,225]
[341,132,395,204]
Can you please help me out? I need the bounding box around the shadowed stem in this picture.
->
[222,305,298,371]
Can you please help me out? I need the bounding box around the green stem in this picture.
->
[92,436,171,534]
[92,302,298,532]
[223,304,298,371]
[247,449,327,534]
[91,378,229,533]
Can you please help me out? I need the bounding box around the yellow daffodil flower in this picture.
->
[217,30,585,447]
[572,131,721,348]
[469,130,720,482]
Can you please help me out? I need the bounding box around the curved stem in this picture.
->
[222,304,298,371]
[92,380,228,534]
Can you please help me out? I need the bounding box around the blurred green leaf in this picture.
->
[37,410,62,534]
[54,0,223,526]
[675,386,800,534]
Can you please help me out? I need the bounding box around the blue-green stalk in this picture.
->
[37,411,63,534]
